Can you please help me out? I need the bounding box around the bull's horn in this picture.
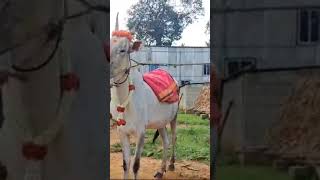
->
[115,12,119,31]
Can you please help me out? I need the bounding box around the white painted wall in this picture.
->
[220,69,320,153]
[179,84,204,111]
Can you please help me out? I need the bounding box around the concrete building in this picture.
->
[212,1,320,154]
[213,1,320,77]
[220,67,320,154]
[131,46,210,84]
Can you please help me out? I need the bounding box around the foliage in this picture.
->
[127,0,204,46]
[205,20,210,35]
[205,20,210,47]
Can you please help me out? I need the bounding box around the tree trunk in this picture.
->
[156,38,162,46]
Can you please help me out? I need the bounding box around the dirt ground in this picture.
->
[110,128,210,180]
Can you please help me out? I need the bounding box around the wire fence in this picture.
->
[131,59,210,86]
[132,62,210,66]
[130,45,211,86]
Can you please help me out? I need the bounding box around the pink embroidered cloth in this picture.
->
[143,69,179,103]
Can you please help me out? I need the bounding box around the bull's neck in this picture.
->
[113,75,130,105]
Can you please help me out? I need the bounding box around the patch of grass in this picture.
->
[142,126,210,164]
[217,165,291,180]
[177,113,209,126]
[111,113,210,164]
[110,143,122,153]
[175,127,210,163]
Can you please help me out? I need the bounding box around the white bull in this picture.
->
[110,14,178,179]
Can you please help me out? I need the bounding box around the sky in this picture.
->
[110,0,210,47]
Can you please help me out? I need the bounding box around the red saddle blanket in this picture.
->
[143,69,179,103]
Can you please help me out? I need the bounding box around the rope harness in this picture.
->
[12,21,64,73]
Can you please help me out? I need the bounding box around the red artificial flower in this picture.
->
[117,106,125,113]
[129,84,135,91]
[117,119,126,126]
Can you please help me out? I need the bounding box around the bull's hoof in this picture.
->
[154,171,163,179]
[168,164,175,171]
[0,162,7,180]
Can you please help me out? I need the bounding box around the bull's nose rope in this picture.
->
[2,45,78,180]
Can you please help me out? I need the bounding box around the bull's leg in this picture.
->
[119,133,130,179]
[168,114,177,171]
[154,128,169,179]
[133,132,145,180]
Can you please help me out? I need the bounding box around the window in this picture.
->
[149,64,159,71]
[241,61,252,69]
[298,9,319,44]
[181,80,190,86]
[227,61,255,75]
[224,57,257,76]
[203,64,210,75]
[228,62,239,75]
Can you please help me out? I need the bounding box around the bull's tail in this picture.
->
[152,129,160,144]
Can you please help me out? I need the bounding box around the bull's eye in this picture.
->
[120,49,126,53]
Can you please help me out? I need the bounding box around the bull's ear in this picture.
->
[130,41,142,52]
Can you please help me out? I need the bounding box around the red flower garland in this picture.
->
[22,142,48,161]
[61,73,80,91]
[112,30,133,42]
[129,84,135,91]
[117,119,126,126]
[117,106,125,113]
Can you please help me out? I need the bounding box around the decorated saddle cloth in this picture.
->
[143,68,179,103]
